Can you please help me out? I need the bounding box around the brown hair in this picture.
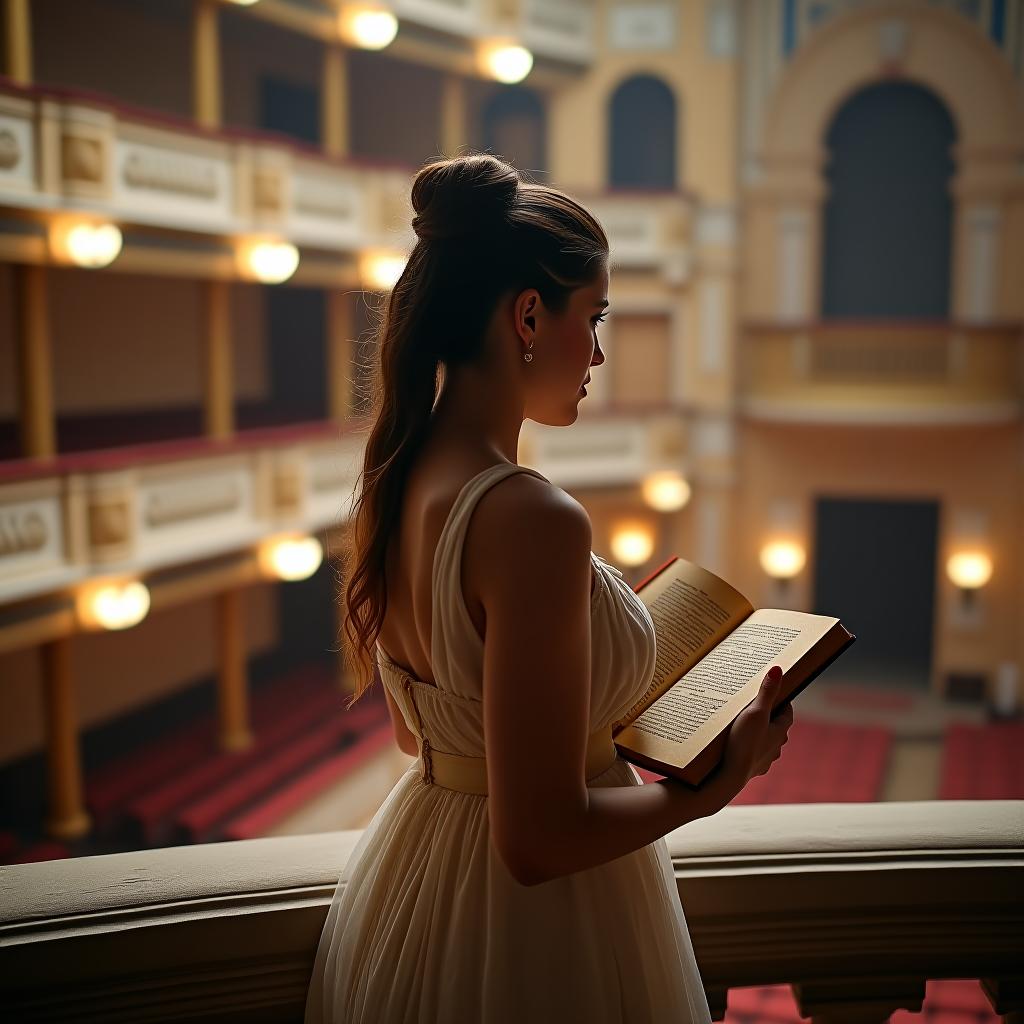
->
[338,151,608,705]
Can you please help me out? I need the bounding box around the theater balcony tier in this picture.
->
[0,801,1021,1023]
[0,410,689,643]
[739,322,1024,425]
[0,80,690,281]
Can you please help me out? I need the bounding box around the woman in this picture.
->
[305,152,793,1023]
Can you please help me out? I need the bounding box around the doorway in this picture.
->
[813,496,939,689]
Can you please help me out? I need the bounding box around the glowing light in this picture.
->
[641,471,691,513]
[477,40,533,84]
[610,522,655,567]
[339,6,399,50]
[759,540,806,580]
[226,0,261,5]
[77,579,151,631]
[259,534,324,582]
[360,250,407,291]
[240,239,300,284]
[50,220,123,269]
[946,551,992,589]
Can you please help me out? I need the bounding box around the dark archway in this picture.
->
[608,75,677,189]
[481,86,548,181]
[821,81,957,318]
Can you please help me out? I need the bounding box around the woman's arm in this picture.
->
[475,475,733,888]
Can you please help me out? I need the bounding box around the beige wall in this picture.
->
[0,582,279,765]
[732,422,1021,695]
[0,268,269,419]
[32,0,193,118]
[551,0,739,202]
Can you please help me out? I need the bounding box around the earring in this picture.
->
[523,343,534,363]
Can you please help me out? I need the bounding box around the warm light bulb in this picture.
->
[77,580,151,631]
[946,551,992,589]
[339,6,398,49]
[259,534,324,582]
[240,239,299,284]
[360,251,407,291]
[51,220,123,268]
[759,540,806,580]
[641,471,691,513]
[478,41,533,83]
[610,523,655,567]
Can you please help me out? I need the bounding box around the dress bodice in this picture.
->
[376,463,657,759]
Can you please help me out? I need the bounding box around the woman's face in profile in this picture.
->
[521,262,609,427]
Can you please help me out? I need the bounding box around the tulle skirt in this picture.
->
[304,757,713,1024]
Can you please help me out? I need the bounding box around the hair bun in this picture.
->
[411,153,519,243]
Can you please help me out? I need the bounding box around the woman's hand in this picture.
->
[709,665,794,805]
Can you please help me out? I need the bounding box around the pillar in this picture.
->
[441,72,467,157]
[216,588,253,751]
[3,0,31,84]
[326,289,354,422]
[202,279,234,439]
[322,44,349,158]
[14,264,56,459]
[41,637,91,840]
[192,0,221,129]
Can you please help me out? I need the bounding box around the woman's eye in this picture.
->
[593,314,607,325]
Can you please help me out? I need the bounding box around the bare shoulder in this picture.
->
[465,469,592,606]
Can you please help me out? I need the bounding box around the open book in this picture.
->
[610,556,856,788]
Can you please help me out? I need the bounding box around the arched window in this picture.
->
[608,75,677,189]
[821,81,957,319]
[481,86,547,180]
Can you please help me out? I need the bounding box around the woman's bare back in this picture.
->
[376,448,594,689]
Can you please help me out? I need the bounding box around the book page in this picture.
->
[612,558,754,730]
[615,608,840,766]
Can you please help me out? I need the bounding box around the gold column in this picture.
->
[322,44,349,158]
[3,0,32,84]
[216,589,253,751]
[41,637,91,840]
[14,264,56,459]
[441,72,467,157]
[326,289,354,422]
[202,279,234,438]
[192,0,221,129]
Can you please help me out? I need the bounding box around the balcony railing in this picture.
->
[0,80,416,256]
[740,322,1024,424]
[1,801,1020,1021]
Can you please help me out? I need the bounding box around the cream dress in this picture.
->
[305,463,712,1024]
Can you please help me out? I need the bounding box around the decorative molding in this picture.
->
[122,148,219,199]
[608,2,676,51]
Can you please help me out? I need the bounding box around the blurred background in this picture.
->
[0,5,1020,1013]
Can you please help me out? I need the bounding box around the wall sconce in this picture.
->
[946,551,992,611]
[360,250,407,291]
[259,533,324,582]
[76,578,151,631]
[49,218,123,269]
[610,521,655,567]
[338,3,399,50]
[759,539,806,589]
[476,39,533,83]
[237,238,299,284]
[641,470,691,513]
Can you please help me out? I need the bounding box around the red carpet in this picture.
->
[632,718,892,803]
[723,978,997,1024]
[939,721,1024,799]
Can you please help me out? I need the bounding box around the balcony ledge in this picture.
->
[1,800,1021,1022]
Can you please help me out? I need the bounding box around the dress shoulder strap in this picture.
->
[429,463,549,695]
